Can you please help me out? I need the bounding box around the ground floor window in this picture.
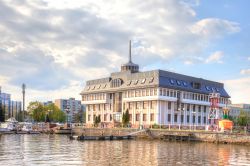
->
[198,116,201,123]
[129,114,132,121]
[150,113,154,121]
[203,116,206,124]
[136,114,140,121]
[143,114,147,121]
[168,114,171,122]
[174,114,178,122]
[88,115,91,121]
[187,115,190,123]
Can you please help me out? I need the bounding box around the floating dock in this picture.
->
[72,135,135,141]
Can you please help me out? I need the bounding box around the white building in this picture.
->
[229,104,250,118]
[80,42,230,128]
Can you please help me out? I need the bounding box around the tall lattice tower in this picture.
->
[208,91,220,126]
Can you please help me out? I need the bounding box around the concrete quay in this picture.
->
[73,128,250,145]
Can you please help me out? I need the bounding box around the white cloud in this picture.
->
[248,57,250,61]
[190,18,240,39]
[240,69,250,75]
[0,0,242,104]
[223,77,250,104]
[205,51,224,63]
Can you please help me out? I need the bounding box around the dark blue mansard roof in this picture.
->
[158,70,230,98]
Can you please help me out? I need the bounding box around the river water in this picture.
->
[0,134,249,166]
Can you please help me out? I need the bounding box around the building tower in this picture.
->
[208,91,220,129]
[0,86,4,122]
[120,40,139,73]
[22,83,26,120]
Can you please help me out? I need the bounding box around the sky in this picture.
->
[0,0,249,105]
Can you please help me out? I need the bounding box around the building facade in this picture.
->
[229,104,250,119]
[55,98,83,123]
[0,92,22,121]
[81,44,230,128]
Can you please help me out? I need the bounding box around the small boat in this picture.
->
[0,118,18,134]
[21,123,40,134]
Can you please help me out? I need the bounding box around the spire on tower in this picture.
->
[129,40,132,63]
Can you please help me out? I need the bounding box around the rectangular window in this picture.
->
[136,114,140,121]
[193,105,196,112]
[136,102,140,109]
[129,102,133,109]
[198,105,201,112]
[181,115,184,123]
[198,116,201,123]
[204,106,207,113]
[203,116,206,124]
[187,104,190,111]
[187,115,190,123]
[168,114,171,122]
[88,115,91,121]
[151,101,156,109]
[143,114,147,121]
[174,114,178,122]
[129,114,132,121]
[150,113,154,121]
[168,101,171,110]
[193,116,195,123]
[104,114,107,121]
[143,101,148,109]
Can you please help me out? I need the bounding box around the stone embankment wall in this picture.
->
[73,128,250,145]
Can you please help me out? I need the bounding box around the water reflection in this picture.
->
[0,135,249,166]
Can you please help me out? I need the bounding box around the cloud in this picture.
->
[240,69,250,75]
[205,51,224,63]
[190,18,240,39]
[248,57,250,61]
[223,77,250,104]
[0,0,242,104]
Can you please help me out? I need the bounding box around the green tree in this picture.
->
[122,109,130,127]
[45,103,66,123]
[82,111,86,123]
[237,110,248,126]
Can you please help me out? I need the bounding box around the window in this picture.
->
[198,116,201,124]
[193,116,195,123]
[181,115,184,123]
[104,114,107,121]
[143,101,148,109]
[198,105,201,112]
[88,115,91,121]
[193,105,196,112]
[150,114,154,121]
[168,114,171,122]
[187,115,190,123]
[174,114,178,122]
[143,114,147,121]
[192,82,201,89]
[136,114,140,121]
[151,101,156,109]
[168,101,171,110]
[187,104,190,111]
[129,114,132,121]
[136,102,140,109]
[203,116,206,124]
[204,106,207,113]
[129,102,133,109]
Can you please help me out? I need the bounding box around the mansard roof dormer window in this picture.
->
[121,40,139,73]
[110,78,123,88]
